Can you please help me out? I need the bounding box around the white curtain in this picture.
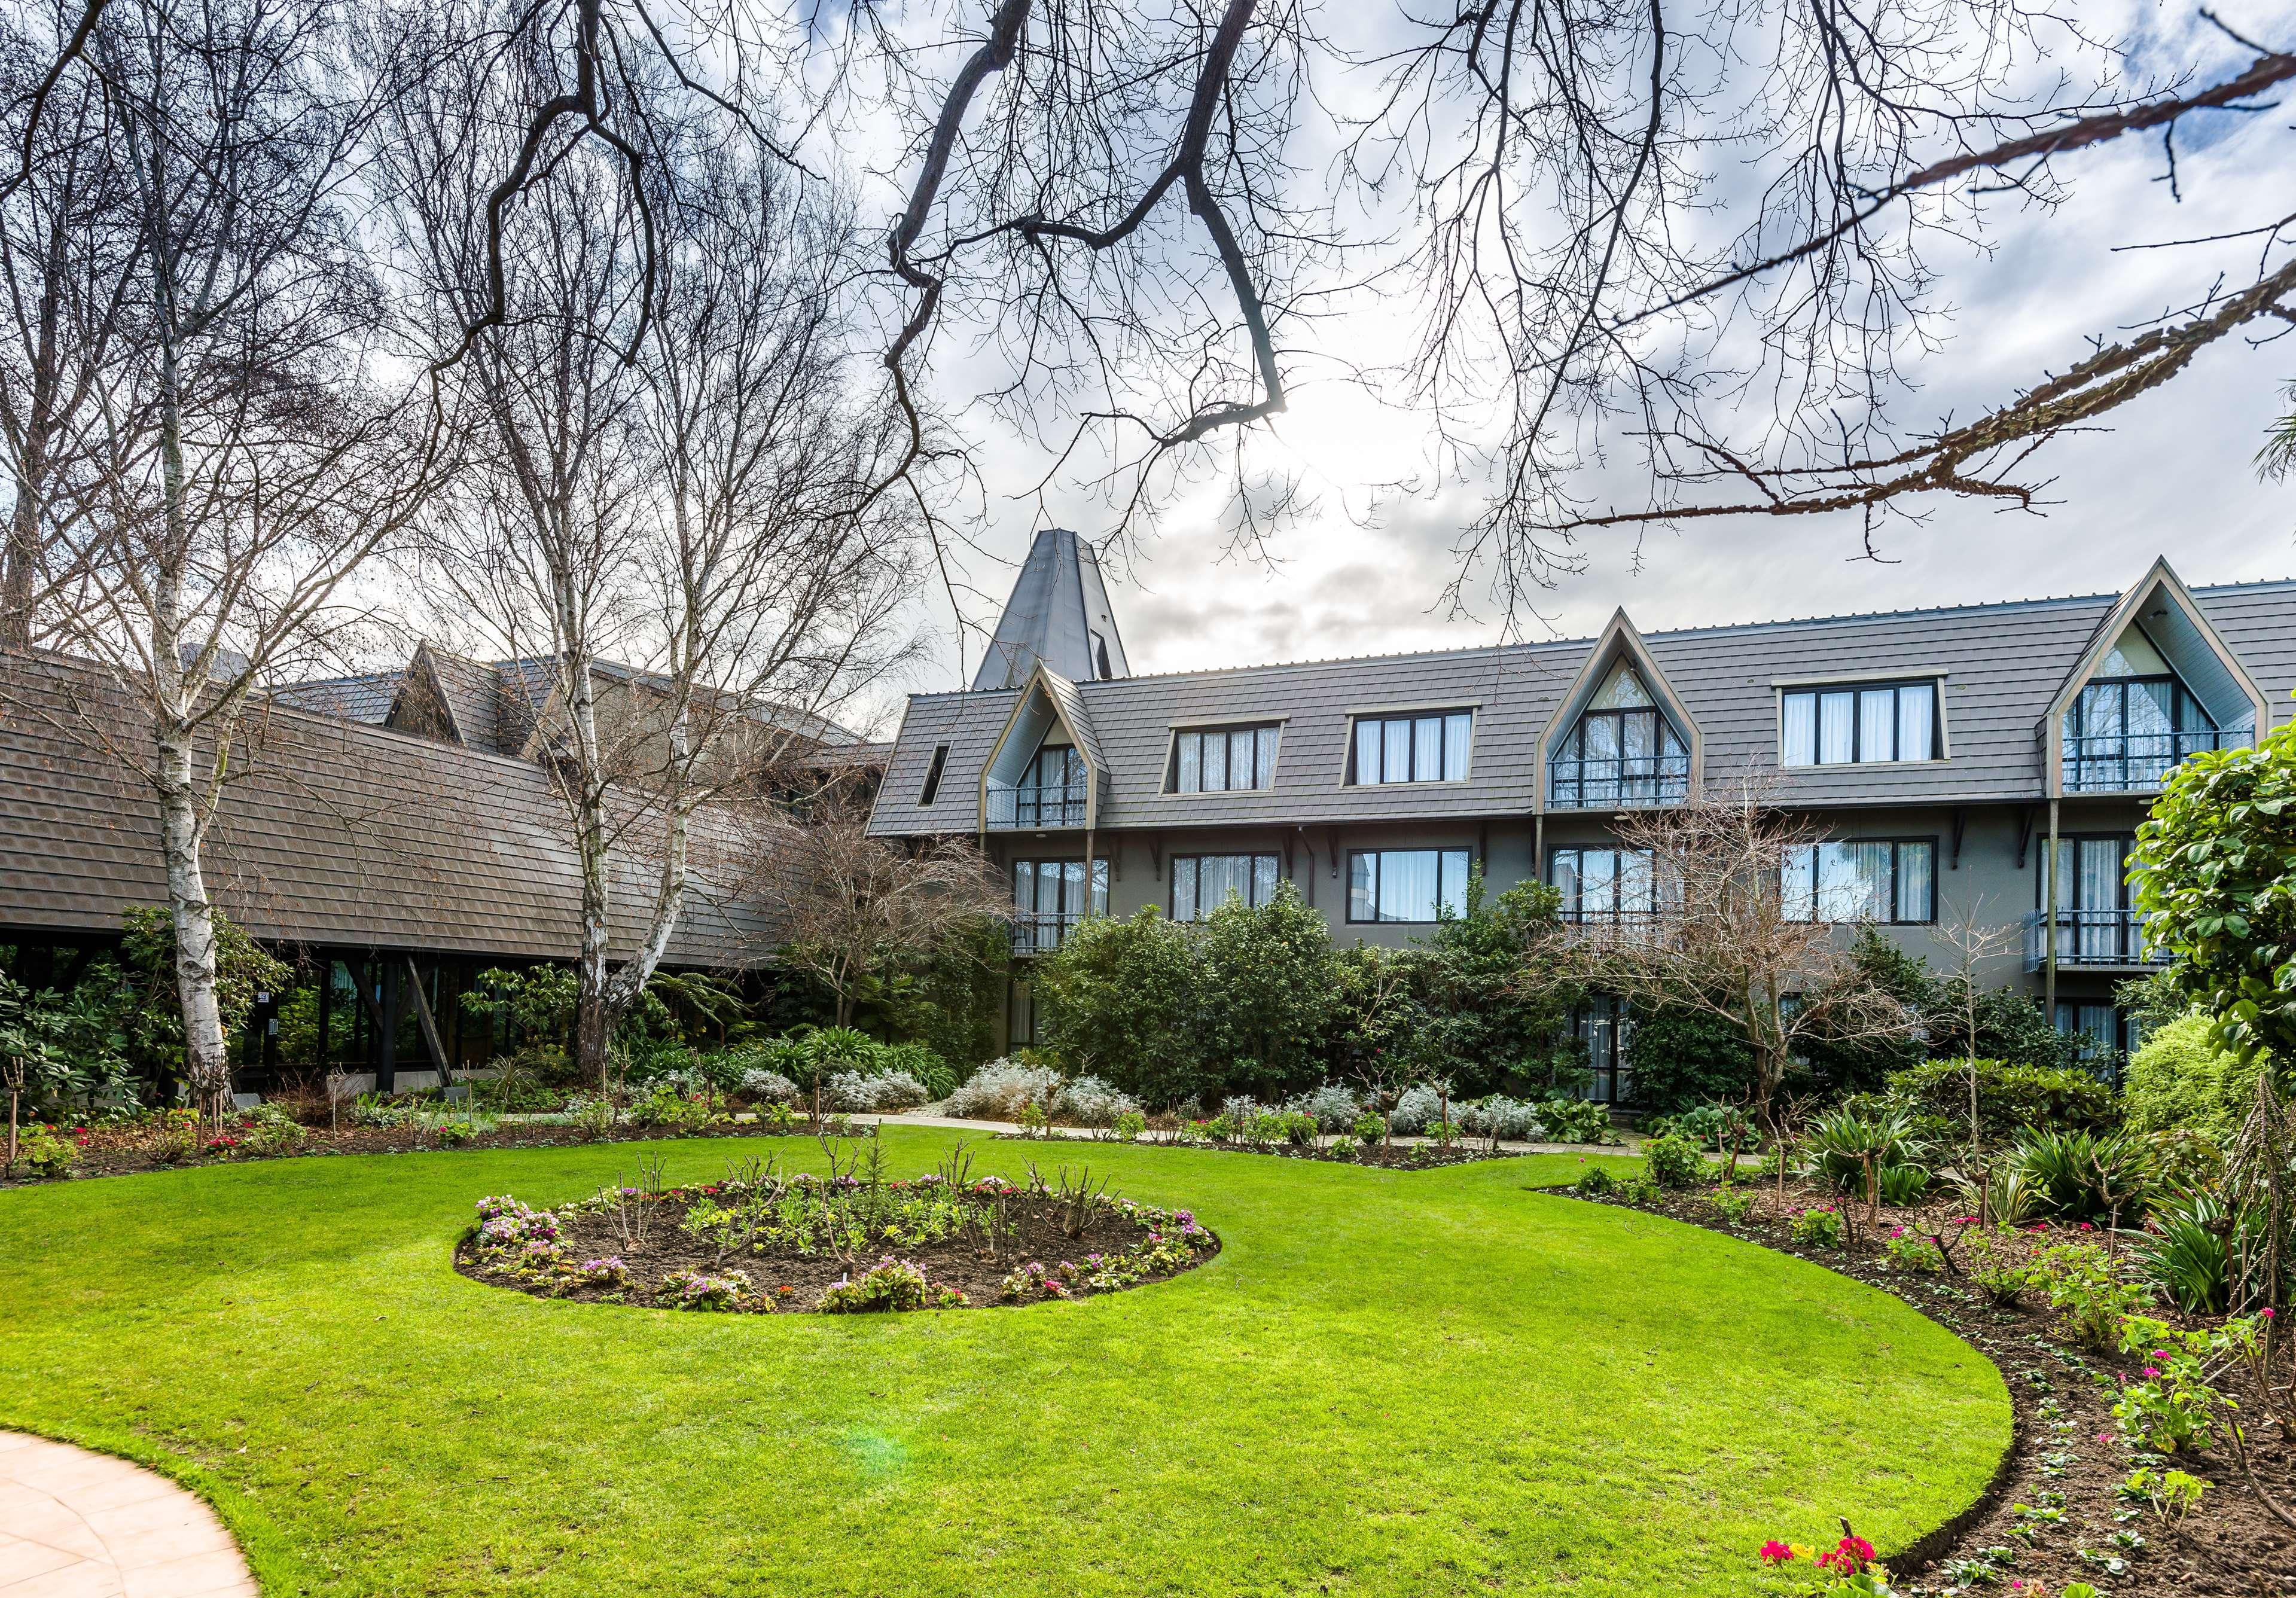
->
[1896,683,1935,761]
[1895,843,1933,923]
[1380,849,1438,921]
[1818,691,1855,763]
[1781,693,1816,766]
[1176,732,1201,792]
[1413,716,1443,780]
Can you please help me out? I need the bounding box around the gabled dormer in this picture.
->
[1540,611,1700,810]
[979,663,1106,832]
[2041,559,2266,796]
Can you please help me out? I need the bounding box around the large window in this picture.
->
[1779,681,1939,767]
[1347,848,1471,923]
[1000,742,1086,827]
[2037,834,2154,965]
[1170,724,1281,793]
[1575,995,1632,1105]
[2063,678,2218,792]
[1350,710,1472,785]
[1781,839,1935,923]
[1011,857,1108,954]
[1172,853,1281,921]
[2054,1002,2133,1081]
[1550,847,1658,923]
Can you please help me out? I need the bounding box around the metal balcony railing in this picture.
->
[985,779,1088,829]
[1557,907,1666,941]
[1548,754,1689,809]
[2024,908,2167,971]
[1010,911,1088,956]
[2061,730,2224,793]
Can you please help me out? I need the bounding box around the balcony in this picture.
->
[2024,908,2168,971]
[1548,754,1689,809]
[1010,911,1089,956]
[985,777,1088,830]
[1557,908,1665,943]
[2062,730,2224,794]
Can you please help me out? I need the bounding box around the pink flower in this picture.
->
[2097,1432,2115,1444]
[2142,1365,2162,1379]
[2078,1221,2094,1231]
[2264,1308,2278,1320]
[1757,1541,1795,1566]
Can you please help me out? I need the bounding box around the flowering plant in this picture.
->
[660,1268,751,1310]
[1754,1529,1898,1594]
[1789,1207,1844,1249]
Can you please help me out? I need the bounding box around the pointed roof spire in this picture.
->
[971,528,1130,691]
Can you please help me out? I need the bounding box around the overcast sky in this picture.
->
[878,3,2295,712]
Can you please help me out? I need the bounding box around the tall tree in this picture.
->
[376,2,918,1090]
[19,0,436,1114]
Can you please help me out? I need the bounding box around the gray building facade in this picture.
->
[867,545,2296,1100]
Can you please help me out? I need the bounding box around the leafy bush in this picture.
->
[1536,1098,1614,1144]
[1622,997,1755,1112]
[1963,1228,2038,1306]
[1643,1102,1753,1151]
[1456,1095,1541,1140]
[1112,1109,1147,1142]
[1710,1187,1755,1225]
[943,1060,1063,1121]
[1789,1207,1843,1249]
[817,1257,964,1312]
[881,1042,958,1102]
[1192,883,1337,1098]
[1885,1057,2120,1136]
[1804,1105,1925,1197]
[1405,873,1581,1098]
[2121,1014,2267,1140]
[2036,1242,2151,1352]
[1877,1163,1931,1207]
[799,1027,881,1081]
[8,1123,75,1179]
[1882,1227,1943,1273]
[1030,909,1202,1106]
[1642,1133,1705,1190]
[1573,1164,1618,1196]
[1351,1111,1385,1146]
[659,1268,751,1311]
[2135,1193,2230,1315]
[1387,1084,1447,1135]
[1951,1163,2042,1227]
[826,1070,929,1112]
[738,1068,799,1105]
[2013,1129,2156,1223]
[1288,1083,1364,1132]
[1053,1075,1141,1129]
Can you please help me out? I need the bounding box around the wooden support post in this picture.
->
[404,956,452,1083]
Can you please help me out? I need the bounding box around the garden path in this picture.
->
[860,1108,1645,1155]
[0,1432,255,1597]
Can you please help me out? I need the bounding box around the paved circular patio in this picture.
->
[0,1432,254,1597]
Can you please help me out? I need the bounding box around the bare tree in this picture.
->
[374,4,917,1090]
[1929,896,2019,1208]
[765,816,1008,1030]
[18,0,438,1115]
[1525,773,1920,1112]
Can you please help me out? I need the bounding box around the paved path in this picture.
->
[859,1109,1641,1157]
[0,1432,255,1597]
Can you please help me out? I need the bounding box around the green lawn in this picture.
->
[0,1130,2008,1596]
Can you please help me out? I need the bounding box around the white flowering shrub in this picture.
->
[1287,1084,1363,1132]
[739,1068,799,1105]
[944,1060,1065,1120]
[826,1070,929,1112]
[1055,1075,1141,1128]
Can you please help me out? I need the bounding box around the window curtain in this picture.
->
[1382,719,1412,783]
[1443,713,1471,776]
[1252,854,1279,904]
[1859,689,1895,760]
[1255,725,1280,785]
[1782,693,1816,766]
[1380,848,1438,921]
[1173,858,1199,922]
[1355,719,1380,784]
[1895,843,1934,923]
[1896,684,1934,761]
[1818,692,1855,763]
[1413,716,1443,780]
[1176,733,1201,792]
[1781,844,1816,920]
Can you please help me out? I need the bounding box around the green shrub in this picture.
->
[2013,1128,2156,1223]
[1805,1105,1925,1197]
[1882,1227,1943,1273]
[1621,998,1756,1112]
[1964,1228,2037,1306]
[1709,1187,1756,1225]
[1641,1133,1705,1190]
[8,1123,76,1179]
[1538,1099,1615,1145]
[1789,1207,1843,1249]
[1032,908,1202,1107]
[882,1041,957,1102]
[1885,1057,2119,1135]
[2135,1193,2231,1315]
[2036,1242,2149,1352]
[1876,1163,1931,1206]
[1351,1111,1385,1146]
[2121,1014,2267,1139]
[1573,1164,1617,1197]
[1192,884,1337,1099]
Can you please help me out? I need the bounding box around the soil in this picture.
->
[5,1116,844,1188]
[454,1185,1219,1313]
[1581,1181,2296,1597]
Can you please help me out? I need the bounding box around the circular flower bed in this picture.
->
[455,1158,1218,1314]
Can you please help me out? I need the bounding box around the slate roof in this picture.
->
[270,670,403,724]
[972,527,1130,690]
[0,651,788,964]
[867,573,2296,835]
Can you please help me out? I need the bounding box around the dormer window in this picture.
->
[2062,624,2219,792]
[1350,710,1471,786]
[1780,679,1938,766]
[1009,742,1086,827]
[1171,723,1280,793]
[1550,663,1687,807]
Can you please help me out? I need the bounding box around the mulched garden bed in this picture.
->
[4,1115,853,1188]
[1575,1180,2295,1596]
[453,1166,1219,1314]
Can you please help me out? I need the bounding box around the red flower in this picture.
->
[1757,1541,1795,1566]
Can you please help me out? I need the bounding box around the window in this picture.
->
[1779,681,1939,766]
[1574,995,1632,1105]
[1550,847,1658,923]
[2038,834,2151,964]
[1008,743,1086,827]
[2062,675,2218,792]
[1781,840,1935,923]
[917,743,949,806]
[1170,723,1281,793]
[1350,710,1471,785]
[1551,663,1688,806]
[1172,854,1281,921]
[1347,848,1471,922]
[2053,1002,2130,1080]
[1011,857,1108,953]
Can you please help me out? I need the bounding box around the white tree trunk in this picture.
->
[156,712,230,1114]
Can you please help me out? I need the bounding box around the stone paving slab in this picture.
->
[858,1108,1642,1156]
[0,1433,254,1597]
